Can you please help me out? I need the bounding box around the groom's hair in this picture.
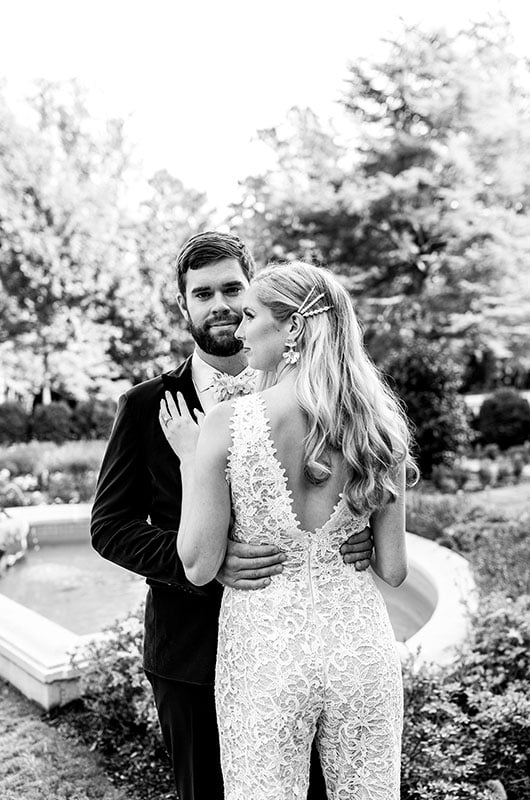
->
[176,231,256,296]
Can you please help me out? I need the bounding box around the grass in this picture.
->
[470,480,530,515]
[0,679,132,800]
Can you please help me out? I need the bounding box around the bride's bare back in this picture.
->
[260,383,350,535]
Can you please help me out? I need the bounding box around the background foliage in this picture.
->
[2,17,530,408]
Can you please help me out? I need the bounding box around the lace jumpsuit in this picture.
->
[215,394,403,800]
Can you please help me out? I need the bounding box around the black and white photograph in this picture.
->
[0,1,529,798]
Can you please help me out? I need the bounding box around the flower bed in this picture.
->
[0,441,106,506]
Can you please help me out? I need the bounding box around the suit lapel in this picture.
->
[161,355,204,421]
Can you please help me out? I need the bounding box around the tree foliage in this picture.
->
[228,17,530,376]
[0,81,212,398]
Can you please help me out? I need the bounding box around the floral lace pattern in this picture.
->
[216,394,403,800]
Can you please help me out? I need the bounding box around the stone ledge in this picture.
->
[4,504,91,544]
[0,594,93,708]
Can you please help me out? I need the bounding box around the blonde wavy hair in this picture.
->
[252,261,419,516]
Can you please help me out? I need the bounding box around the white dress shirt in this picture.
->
[191,351,256,413]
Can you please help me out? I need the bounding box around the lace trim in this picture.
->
[226,393,369,544]
[254,392,349,535]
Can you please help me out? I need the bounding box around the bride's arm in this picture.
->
[177,402,233,586]
[368,464,407,587]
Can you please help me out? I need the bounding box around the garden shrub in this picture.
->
[71,399,116,440]
[430,462,469,492]
[477,460,496,488]
[405,491,468,540]
[31,402,75,443]
[401,594,530,800]
[73,607,159,747]
[401,663,486,799]
[46,471,96,503]
[68,605,176,800]
[511,452,525,480]
[0,440,105,504]
[478,388,530,450]
[383,340,471,477]
[0,402,30,444]
[40,440,106,475]
[0,441,56,476]
[438,508,530,597]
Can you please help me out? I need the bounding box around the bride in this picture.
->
[162,261,418,799]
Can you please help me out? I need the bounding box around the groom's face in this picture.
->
[177,258,249,356]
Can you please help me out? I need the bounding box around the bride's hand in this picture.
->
[159,391,204,461]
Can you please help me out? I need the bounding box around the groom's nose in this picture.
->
[210,291,231,314]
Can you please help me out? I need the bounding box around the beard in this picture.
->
[188,314,243,356]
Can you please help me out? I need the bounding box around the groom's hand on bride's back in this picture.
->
[340,526,373,571]
[216,540,287,590]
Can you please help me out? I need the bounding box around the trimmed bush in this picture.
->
[0,402,30,444]
[478,389,530,450]
[71,400,116,440]
[31,402,75,443]
[383,341,471,477]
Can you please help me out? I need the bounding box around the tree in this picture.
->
[227,107,357,267]
[227,17,530,381]
[106,170,212,383]
[340,17,530,362]
[0,82,214,396]
[0,80,132,400]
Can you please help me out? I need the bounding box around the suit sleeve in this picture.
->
[90,392,189,586]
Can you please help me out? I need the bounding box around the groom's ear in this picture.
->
[177,292,189,321]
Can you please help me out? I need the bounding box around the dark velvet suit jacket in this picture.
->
[90,356,223,684]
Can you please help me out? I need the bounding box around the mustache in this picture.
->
[206,314,241,327]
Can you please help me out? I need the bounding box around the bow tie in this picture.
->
[208,369,256,402]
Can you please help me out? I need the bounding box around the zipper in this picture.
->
[307,538,316,609]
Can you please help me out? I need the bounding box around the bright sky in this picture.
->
[1,0,528,210]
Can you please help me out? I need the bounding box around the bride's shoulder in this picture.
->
[203,399,238,427]
[198,401,237,456]
[261,384,300,418]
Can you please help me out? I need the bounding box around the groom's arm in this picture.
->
[217,540,287,590]
[340,526,373,570]
[218,526,373,590]
[91,392,190,587]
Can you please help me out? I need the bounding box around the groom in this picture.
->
[91,231,373,800]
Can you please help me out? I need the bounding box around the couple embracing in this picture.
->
[91,231,417,800]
